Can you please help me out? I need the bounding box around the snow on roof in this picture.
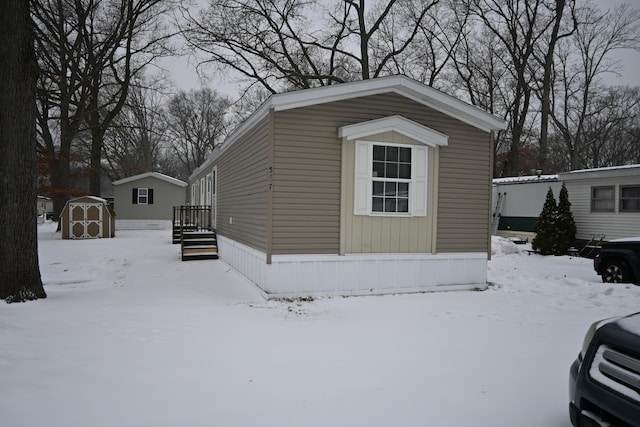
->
[559,164,640,181]
[67,195,108,204]
[112,172,187,187]
[493,174,559,185]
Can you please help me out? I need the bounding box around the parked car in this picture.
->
[594,238,640,285]
[569,312,640,427]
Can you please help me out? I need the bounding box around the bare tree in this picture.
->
[33,0,176,217]
[165,88,231,180]
[550,2,640,170]
[471,0,563,177]
[581,86,640,168]
[0,0,47,302]
[532,0,575,173]
[33,0,92,220]
[377,0,467,88]
[102,80,172,181]
[451,24,512,175]
[81,0,175,196]
[181,0,437,95]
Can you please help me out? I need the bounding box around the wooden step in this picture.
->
[180,230,218,261]
[181,247,218,261]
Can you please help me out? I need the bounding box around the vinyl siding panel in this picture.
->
[113,176,186,220]
[215,116,270,252]
[271,108,342,254]
[271,92,492,255]
[564,174,640,241]
[436,125,492,253]
[493,181,562,217]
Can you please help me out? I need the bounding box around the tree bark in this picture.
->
[0,0,47,302]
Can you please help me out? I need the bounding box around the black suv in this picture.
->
[594,239,640,284]
[569,312,640,426]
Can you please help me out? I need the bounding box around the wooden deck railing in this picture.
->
[172,205,213,244]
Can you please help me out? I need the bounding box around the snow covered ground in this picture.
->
[2,223,639,427]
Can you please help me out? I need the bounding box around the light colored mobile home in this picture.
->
[560,165,640,241]
[113,172,187,230]
[189,76,506,297]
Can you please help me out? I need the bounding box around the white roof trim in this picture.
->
[217,75,506,160]
[112,172,187,187]
[338,115,448,147]
[269,75,506,132]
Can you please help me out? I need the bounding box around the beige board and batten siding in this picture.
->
[214,115,271,253]
[341,132,437,254]
[270,92,492,256]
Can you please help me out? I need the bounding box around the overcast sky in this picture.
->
[164,0,640,93]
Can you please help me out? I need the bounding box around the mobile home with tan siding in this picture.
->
[189,76,506,297]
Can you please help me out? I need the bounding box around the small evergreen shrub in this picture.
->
[532,185,577,255]
[555,183,577,255]
[532,188,557,254]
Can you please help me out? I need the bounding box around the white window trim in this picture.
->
[354,140,427,217]
[206,172,212,205]
[137,188,149,205]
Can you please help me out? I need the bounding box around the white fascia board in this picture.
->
[112,172,187,187]
[212,76,506,166]
[271,75,507,133]
[338,115,449,147]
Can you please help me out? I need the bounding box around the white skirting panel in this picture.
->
[115,219,172,230]
[217,235,488,298]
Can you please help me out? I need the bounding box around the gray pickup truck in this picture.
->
[569,312,640,426]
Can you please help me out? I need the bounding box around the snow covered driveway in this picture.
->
[1,224,639,427]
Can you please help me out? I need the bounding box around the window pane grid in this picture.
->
[138,188,148,204]
[591,186,614,212]
[621,186,640,212]
[370,144,413,214]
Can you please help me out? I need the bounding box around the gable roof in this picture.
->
[66,195,109,204]
[338,115,449,147]
[112,172,187,187]
[230,75,505,145]
[191,75,506,180]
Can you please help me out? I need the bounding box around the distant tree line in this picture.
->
[182,0,640,176]
[30,0,640,221]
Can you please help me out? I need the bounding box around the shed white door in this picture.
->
[69,203,103,239]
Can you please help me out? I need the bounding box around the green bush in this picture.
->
[532,188,557,255]
[532,184,576,255]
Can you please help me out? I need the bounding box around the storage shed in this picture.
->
[60,196,115,239]
[188,75,507,298]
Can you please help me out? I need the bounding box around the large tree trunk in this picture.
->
[0,0,47,302]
